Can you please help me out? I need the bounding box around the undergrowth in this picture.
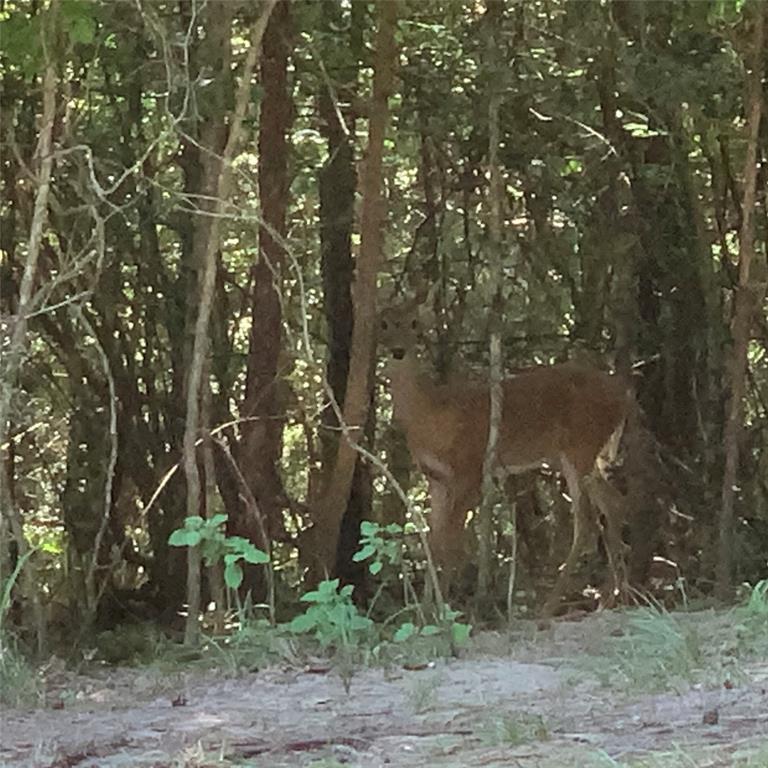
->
[0,551,42,707]
[578,605,702,692]
[580,580,768,693]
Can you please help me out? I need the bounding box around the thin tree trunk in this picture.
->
[716,2,765,600]
[0,5,59,654]
[182,0,278,646]
[308,0,399,582]
[476,0,505,601]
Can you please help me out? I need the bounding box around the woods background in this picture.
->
[1,0,767,654]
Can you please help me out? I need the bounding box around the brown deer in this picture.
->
[379,296,632,615]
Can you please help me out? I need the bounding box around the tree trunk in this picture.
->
[240,0,293,553]
[307,0,399,583]
[0,4,59,654]
[476,0,505,601]
[716,2,765,600]
[315,0,372,589]
[181,0,278,645]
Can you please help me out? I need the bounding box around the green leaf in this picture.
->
[300,589,323,603]
[318,579,340,597]
[226,535,251,550]
[350,614,373,631]
[288,613,316,633]
[451,622,472,646]
[384,523,403,535]
[224,561,243,589]
[185,516,205,530]
[420,625,441,637]
[209,513,228,528]
[62,0,97,45]
[0,14,42,74]
[168,529,202,547]
[69,14,95,44]
[369,561,383,575]
[394,622,416,642]
[39,539,63,555]
[440,606,461,623]
[359,521,379,537]
[353,544,376,562]
[242,545,269,564]
[200,539,225,564]
[340,584,355,599]
[168,529,190,546]
[328,604,348,624]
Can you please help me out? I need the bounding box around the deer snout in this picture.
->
[391,347,406,360]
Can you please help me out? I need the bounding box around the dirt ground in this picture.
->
[3,610,768,768]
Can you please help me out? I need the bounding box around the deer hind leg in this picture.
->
[542,458,598,616]
[584,472,629,606]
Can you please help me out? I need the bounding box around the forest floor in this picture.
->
[3,608,768,768]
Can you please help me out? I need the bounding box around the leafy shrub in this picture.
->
[168,514,269,589]
[286,579,373,649]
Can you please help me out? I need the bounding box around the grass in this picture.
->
[477,711,549,746]
[578,605,704,692]
[405,669,443,712]
[0,639,41,707]
[0,550,42,707]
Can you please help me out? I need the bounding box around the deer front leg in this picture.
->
[542,459,597,616]
[426,478,467,600]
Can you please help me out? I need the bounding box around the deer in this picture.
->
[378,295,632,615]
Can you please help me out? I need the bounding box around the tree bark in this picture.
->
[181,0,278,645]
[307,0,398,583]
[240,0,293,551]
[315,1,372,589]
[476,0,505,600]
[716,2,765,600]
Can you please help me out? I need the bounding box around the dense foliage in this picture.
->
[1,0,766,653]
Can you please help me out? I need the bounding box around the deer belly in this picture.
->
[497,456,547,476]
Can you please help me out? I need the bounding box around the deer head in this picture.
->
[378,296,423,363]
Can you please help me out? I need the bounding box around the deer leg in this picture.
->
[584,472,629,606]
[426,479,463,601]
[542,459,597,616]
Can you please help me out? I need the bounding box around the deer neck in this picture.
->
[386,351,435,427]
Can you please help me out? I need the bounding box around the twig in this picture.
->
[74,302,118,621]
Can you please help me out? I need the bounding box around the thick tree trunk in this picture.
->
[307,0,398,583]
[241,0,293,549]
[316,1,372,589]
[716,2,765,600]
